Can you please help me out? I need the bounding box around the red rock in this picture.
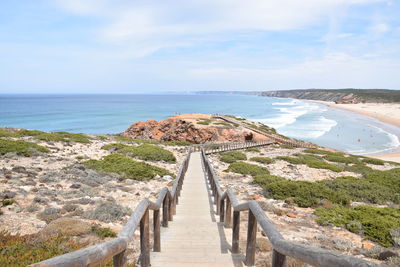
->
[286,213,297,218]
[122,114,271,144]
[252,195,261,200]
[362,241,374,250]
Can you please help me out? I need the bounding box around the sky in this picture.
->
[0,0,400,93]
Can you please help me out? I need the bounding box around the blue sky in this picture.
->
[1,0,399,93]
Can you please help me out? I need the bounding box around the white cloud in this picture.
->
[54,0,383,56]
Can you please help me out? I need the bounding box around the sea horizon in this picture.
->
[1,93,399,156]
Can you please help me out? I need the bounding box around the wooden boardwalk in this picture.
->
[151,152,243,267]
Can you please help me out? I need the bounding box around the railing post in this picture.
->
[232,211,240,254]
[272,249,286,267]
[140,208,150,267]
[245,210,257,266]
[113,250,126,267]
[220,199,225,222]
[163,197,169,226]
[225,198,232,228]
[153,209,161,252]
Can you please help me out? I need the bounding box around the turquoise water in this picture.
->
[1,94,399,155]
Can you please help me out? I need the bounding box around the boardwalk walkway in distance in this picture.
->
[151,152,243,267]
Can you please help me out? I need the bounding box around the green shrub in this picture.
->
[323,154,359,164]
[0,129,18,137]
[250,157,274,164]
[34,132,90,143]
[245,147,260,152]
[314,205,400,247]
[253,174,286,187]
[276,156,305,164]
[163,140,192,146]
[303,149,344,156]
[220,151,247,163]
[228,162,269,176]
[320,176,399,204]
[105,144,176,163]
[0,139,49,156]
[265,180,350,207]
[83,154,173,180]
[306,160,344,172]
[213,121,232,127]
[197,119,212,125]
[91,226,116,239]
[344,163,374,175]
[362,158,385,165]
[1,199,15,206]
[0,231,83,265]
[277,154,343,172]
[364,168,400,194]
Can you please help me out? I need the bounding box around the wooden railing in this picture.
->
[202,140,274,154]
[30,151,191,267]
[214,115,317,149]
[201,149,377,267]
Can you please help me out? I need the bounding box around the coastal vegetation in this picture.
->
[227,161,270,176]
[113,136,191,146]
[0,139,49,156]
[102,143,176,163]
[277,153,344,172]
[0,128,90,143]
[0,232,83,265]
[314,205,400,247]
[250,156,274,164]
[219,151,247,163]
[83,154,173,180]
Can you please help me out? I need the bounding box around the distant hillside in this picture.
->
[259,89,400,103]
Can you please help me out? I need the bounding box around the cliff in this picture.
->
[259,89,400,103]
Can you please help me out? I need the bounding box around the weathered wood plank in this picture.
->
[153,209,161,252]
[140,208,150,267]
[245,210,257,266]
[232,211,240,254]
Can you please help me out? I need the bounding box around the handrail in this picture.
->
[200,149,377,267]
[213,115,317,148]
[202,140,274,154]
[30,151,191,267]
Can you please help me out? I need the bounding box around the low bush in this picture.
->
[197,119,212,125]
[265,180,350,207]
[162,140,192,146]
[228,162,270,176]
[362,157,385,165]
[364,168,400,194]
[306,160,344,172]
[253,174,286,187]
[320,176,399,204]
[276,156,305,164]
[34,131,90,143]
[303,149,344,156]
[83,154,173,180]
[106,144,176,163]
[91,225,116,239]
[250,157,274,164]
[245,147,260,152]
[277,154,343,172]
[0,139,49,156]
[0,231,83,265]
[314,205,400,247]
[220,151,247,163]
[323,154,359,164]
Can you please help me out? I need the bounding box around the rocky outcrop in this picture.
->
[122,115,264,144]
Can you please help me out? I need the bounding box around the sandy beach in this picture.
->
[310,100,400,162]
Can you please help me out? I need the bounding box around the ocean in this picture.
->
[1,94,399,155]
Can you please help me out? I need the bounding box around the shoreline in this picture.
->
[306,100,400,162]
